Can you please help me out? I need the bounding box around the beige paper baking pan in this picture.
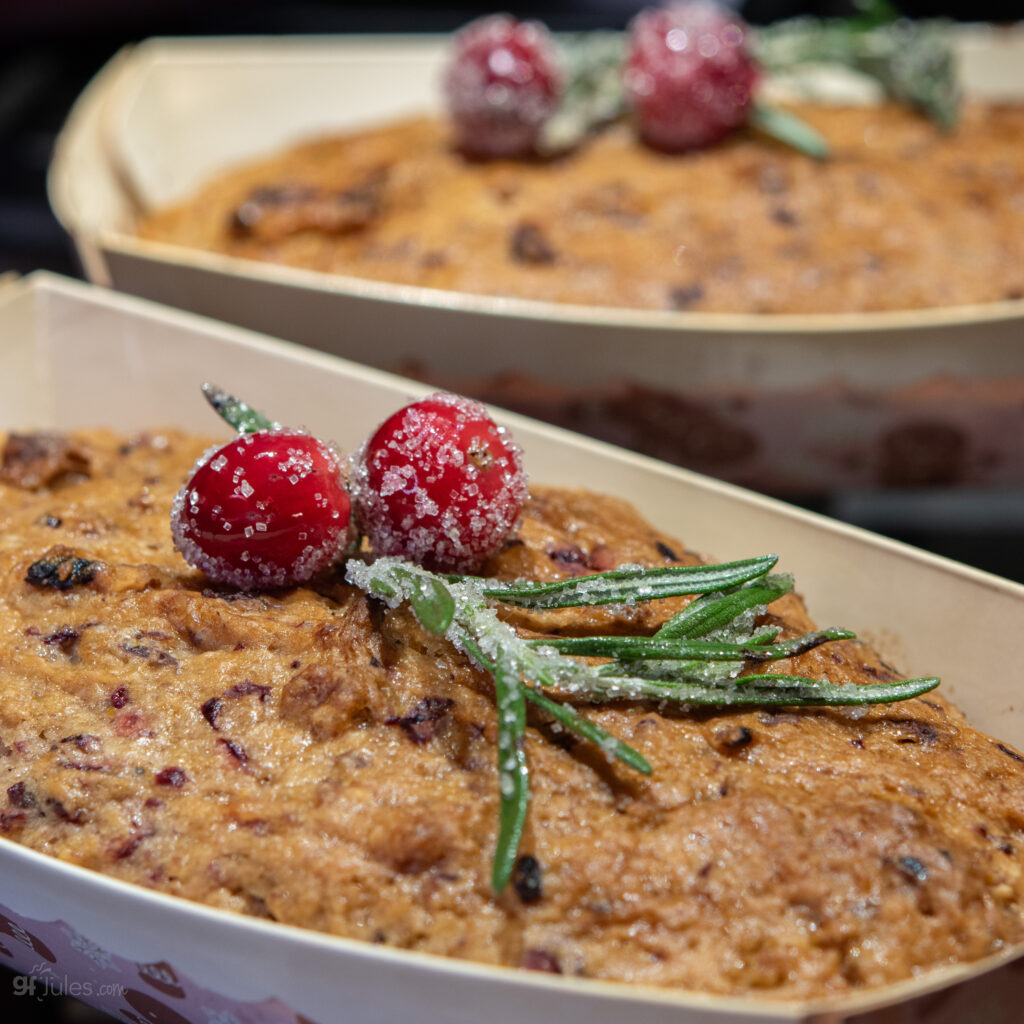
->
[0,271,1022,1022]
[47,30,1024,496]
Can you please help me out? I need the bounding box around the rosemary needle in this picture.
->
[477,555,778,608]
[202,382,276,434]
[461,633,529,893]
[656,575,793,639]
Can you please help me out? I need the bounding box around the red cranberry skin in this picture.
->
[352,393,528,573]
[171,430,350,589]
[443,14,562,159]
[624,2,758,152]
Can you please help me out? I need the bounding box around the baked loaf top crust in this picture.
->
[1,428,1023,998]
[137,104,1024,314]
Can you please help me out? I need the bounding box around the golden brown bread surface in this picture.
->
[1,428,1023,998]
[137,104,1024,314]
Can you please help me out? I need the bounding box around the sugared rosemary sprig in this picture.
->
[538,31,629,156]
[755,0,959,129]
[346,555,939,891]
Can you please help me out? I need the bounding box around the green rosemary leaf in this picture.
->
[479,555,777,609]
[754,13,959,129]
[608,658,743,684]
[750,104,830,160]
[537,627,854,663]
[587,673,940,705]
[849,0,900,30]
[354,566,400,603]
[854,23,959,129]
[748,626,784,647]
[392,566,455,636]
[538,31,628,156]
[656,575,793,640]
[462,634,529,892]
[720,674,941,705]
[524,686,652,775]
[604,631,785,684]
[201,383,276,434]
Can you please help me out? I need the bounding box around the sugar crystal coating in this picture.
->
[352,392,529,573]
[171,428,351,589]
[624,2,758,152]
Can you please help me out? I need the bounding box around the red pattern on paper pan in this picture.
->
[0,900,319,1024]
[2,898,1023,1022]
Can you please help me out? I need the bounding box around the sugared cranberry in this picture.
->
[352,393,528,573]
[624,2,758,152]
[443,14,562,159]
[171,430,350,589]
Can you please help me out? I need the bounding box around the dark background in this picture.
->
[1,1,1022,1020]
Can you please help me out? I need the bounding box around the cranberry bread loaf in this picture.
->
[137,104,1024,314]
[2,427,1023,998]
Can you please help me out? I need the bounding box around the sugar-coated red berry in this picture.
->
[624,2,758,152]
[443,14,562,159]
[171,429,351,589]
[352,393,529,573]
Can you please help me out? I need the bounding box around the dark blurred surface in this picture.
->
[0,1,1022,1020]
[0,965,110,1023]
